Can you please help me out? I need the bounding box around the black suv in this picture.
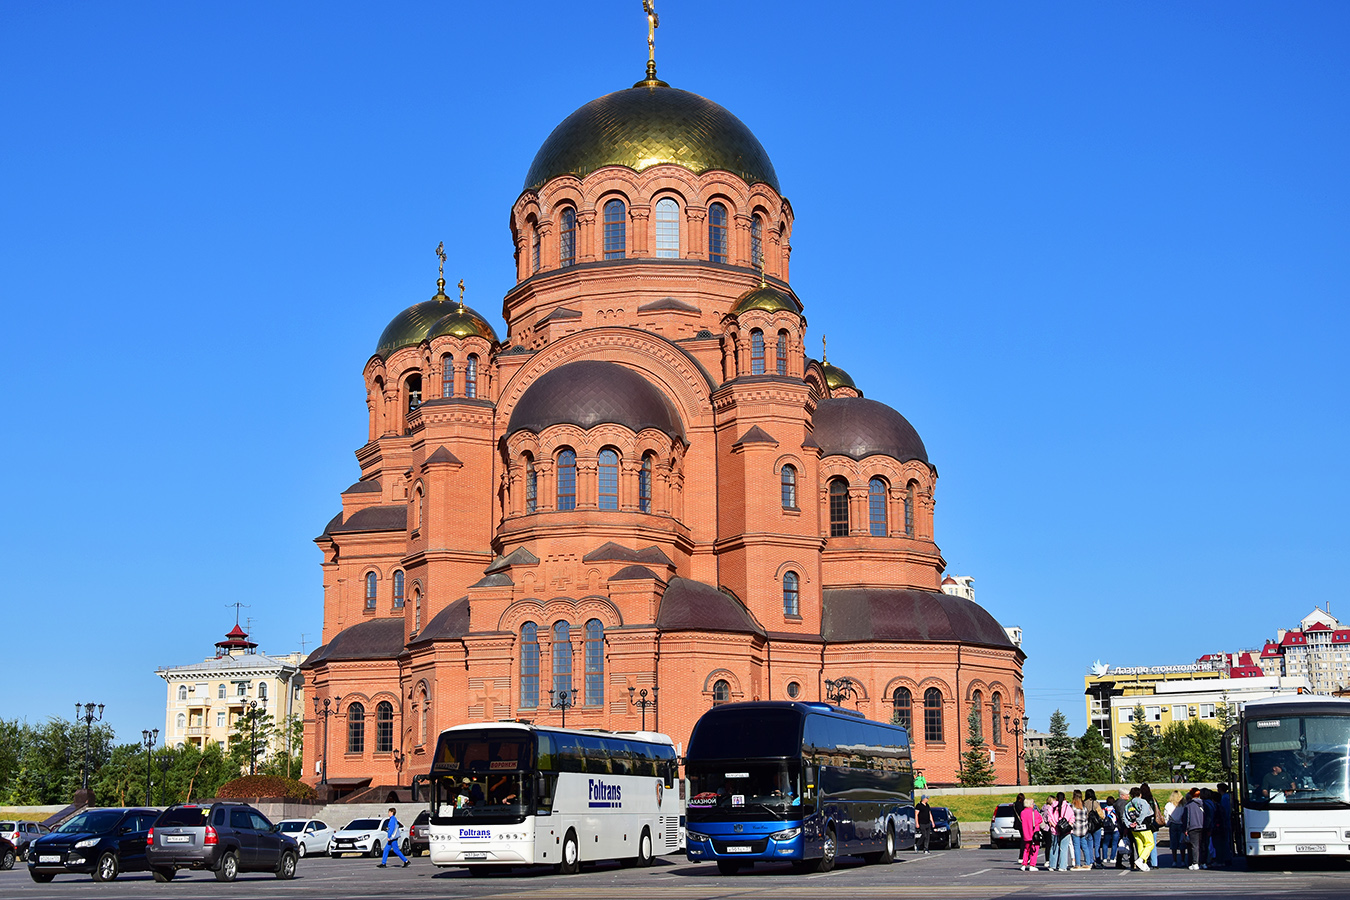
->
[27,808,158,883]
[146,802,298,882]
[408,809,430,857]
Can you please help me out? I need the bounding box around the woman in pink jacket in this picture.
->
[1019,796,1044,870]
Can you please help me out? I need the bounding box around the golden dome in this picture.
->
[524,81,780,192]
[375,290,497,358]
[821,360,856,391]
[732,283,800,316]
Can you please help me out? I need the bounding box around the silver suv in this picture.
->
[0,821,50,861]
[989,803,1019,848]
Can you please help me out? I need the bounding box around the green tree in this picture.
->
[960,704,996,786]
[2,716,115,804]
[259,714,304,780]
[227,706,276,777]
[1122,703,1167,784]
[1044,709,1075,784]
[1074,726,1113,784]
[1158,718,1222,783]
[1025,749,1049,786]
[94,743,152,807]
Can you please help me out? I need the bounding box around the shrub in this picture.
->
[215,774,315,801]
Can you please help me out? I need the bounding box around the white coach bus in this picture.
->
[427,722,684,874]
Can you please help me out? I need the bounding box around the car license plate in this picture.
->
[1296,844,1325,852]
[39,855,60,863]
[464,851,487,860]
[726,845,752,853]
[165,835,190,843]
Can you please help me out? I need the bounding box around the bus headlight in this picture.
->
[686,830,709,843]
[770,828,801,841]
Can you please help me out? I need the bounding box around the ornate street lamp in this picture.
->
[392,748,405,788]
[75,702,104,795]
[549,688,576,728]
[248,698,268,775]
[141,729,159,806]
[1004,714,1029,786]
[824,677,859,705]
[628,686,659,731]
[313,695,342,786]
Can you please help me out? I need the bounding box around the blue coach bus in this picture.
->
[683,701,914,873]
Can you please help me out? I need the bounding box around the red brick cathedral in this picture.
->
[302,59,1025,790]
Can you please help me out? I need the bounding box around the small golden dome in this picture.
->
[821,360,856,391]
[427,304,498,343]
[375,290,498,358]
[732,284,800,316]
[524,82,779,192]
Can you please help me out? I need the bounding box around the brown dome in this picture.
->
[507,361,684,440]
[812,397,928,464]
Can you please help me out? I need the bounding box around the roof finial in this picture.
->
[435,241,447,295]
[643,0,660,82]
[822,334,827,364]
[457,278,465,310]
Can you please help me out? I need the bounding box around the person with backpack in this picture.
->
[1019,795,1044,871]
[1100,793,1118,866]
[1069,790,1092,870]
[1112,789,1135,870]
[1082,789,1106,868]
[1140,783,1161,867]
[1125,787,1154,871]
[1044,791,1075,872]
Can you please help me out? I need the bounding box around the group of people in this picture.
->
[1013,784,1234,872]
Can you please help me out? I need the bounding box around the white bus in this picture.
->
[1224,694,1350,862]
[427,722,684,874]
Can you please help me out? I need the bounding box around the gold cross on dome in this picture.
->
[822,334,828,364]
[435,241,446,279]
[644,1,659,66]
[457,278,465,308]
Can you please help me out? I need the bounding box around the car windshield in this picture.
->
[278,821,305,833]
[58,811,123,834]
[345,819,380,830]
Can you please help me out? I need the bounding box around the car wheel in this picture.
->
[951,828,961,849]
[152,866,175,883]
[402,838,411,855]
[276,850,298,880]
[716,860,742,875]
[29,870,54,883]
[369,840,382,859]
[636,827,654,867]
[215,850,239,882]
[297,840,307,859]
[1,848,14,871]
[560,830,580,875]
[92,852,119,883]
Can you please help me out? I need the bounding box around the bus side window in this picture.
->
[582,736,611,775]
[536,773,557,813]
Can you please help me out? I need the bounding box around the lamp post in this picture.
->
[75,702,104,795]
[248,698,268,775]
[1004,714,1029,786]
[549,688,576,728]
[392,749,405,788]
[157,750,174,805]
[628,686,658,731]
[141,729,159,806]
[824,677,859,705]
[313,695,342,786]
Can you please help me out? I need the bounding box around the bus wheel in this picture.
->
[812,827,836,873]
[637,828,654,867]
[560,830,580,875]
[716,860,742,875]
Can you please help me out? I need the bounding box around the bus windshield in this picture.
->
[1244,714,1350,806]
[687,760,801,820]
[431,731,534,820]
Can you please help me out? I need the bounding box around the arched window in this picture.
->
[924,688,944,743]
[413,588,421,632]
[707,202,728,263]
[868,478,888,536]
[531,223,541,273]
[258,682,267,701]
[556,449,576,511]
[217,684,226,699]
[237,682,247,697]
[365,572,377,610]
[750,215,764,270]
[524,454,537,514]
[783,571,800,617]
[776,330,788,376]
[559,207,576,267]
[991,692,1004,746]
[603,198,626,259]
[465,354,478,399]
[347,702,365,754]
[584,619,604,706]
[598,448,619,510]
[393,570,405,609]
[375,701,394,753]
[415,488,424,530]
[712,679,730,704]
[971,690,984,741]
[638,454,653,513]
[905,482,916,536]
[829,478,850,537]
[750,329,765,375]
[418,684,430,746]
[406,374,422,414]
[655,197,679,258]
[177,685,188,701]
[892,687,912,730]
[552,621,572,697]
[176,712,186,730]
[781,464,797,508]
[520,623,539,708]
[441,354,454,397]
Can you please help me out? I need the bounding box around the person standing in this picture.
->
[1083,789,1106,868]
[1125,787,1154,871]
[377,807,410,868]
[1167,790,1189,867]
[1070,790,1092,871]
[1100,793,1118,866]
[1213,783,1233,867]
[1113,789,1135,870]
[917,796,934,854]
[1019,795,1044,871]
[1184,788,1206,869]
[1046,791,1074,872]
[1140,783,1160,868]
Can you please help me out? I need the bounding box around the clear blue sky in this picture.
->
[3,2,1347,745]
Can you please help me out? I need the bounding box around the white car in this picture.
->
[276,818,336,858]
[0,821,49,861]
[328,817,396,858]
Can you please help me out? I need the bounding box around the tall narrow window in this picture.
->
[524,454,537,514]
[776,330,788,376]
[347,703,365,754]
[365,572,377,610]
[559,207,576,267]
[520,623,539,708]
[217,684,226,699]
[552,621,572,697]
[655,197,679,258]
[418,685,429,745]
[707,202,728,263]
[750,329,765,374]
[406,374,422,413]
[971,690,984,741]
[904,482,916,536]
[892,687,913,730]
[781,465,797,508]
[783,572,800,616]
[531,224,541,273]
[750,215,764,270]
[556,449,576,510]
[603,199,626,259]
[413,588,421,631]
[376,701,394,753]
[415,487,423,530]
[868,478,888,536]
[441,354,454,397]
[584,619,604,706]
[829,479,850,537]
[638,454,653,513]
[465,355,478,399]
[178,685,188,701]
[393,570,405,609]
[598,448,619,510]
[713,679,730,704]
[924,688,944,743]
[991,692,1004,745]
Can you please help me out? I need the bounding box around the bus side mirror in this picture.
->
[1220,725,1236,771]
[536,774,547,797]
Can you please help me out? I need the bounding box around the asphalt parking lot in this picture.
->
[4,842,1350,900]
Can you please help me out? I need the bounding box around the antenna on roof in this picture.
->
[299,633,311,655]
[227,602,250,627]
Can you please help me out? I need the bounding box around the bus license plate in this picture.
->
[464,852,488,860]
[726,845,752,853]
[1296,844,1325,852]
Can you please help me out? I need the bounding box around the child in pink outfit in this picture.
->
[1020,801,1044,869]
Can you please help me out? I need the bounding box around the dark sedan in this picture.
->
[931,807,962,849]
[28,808,159,883]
